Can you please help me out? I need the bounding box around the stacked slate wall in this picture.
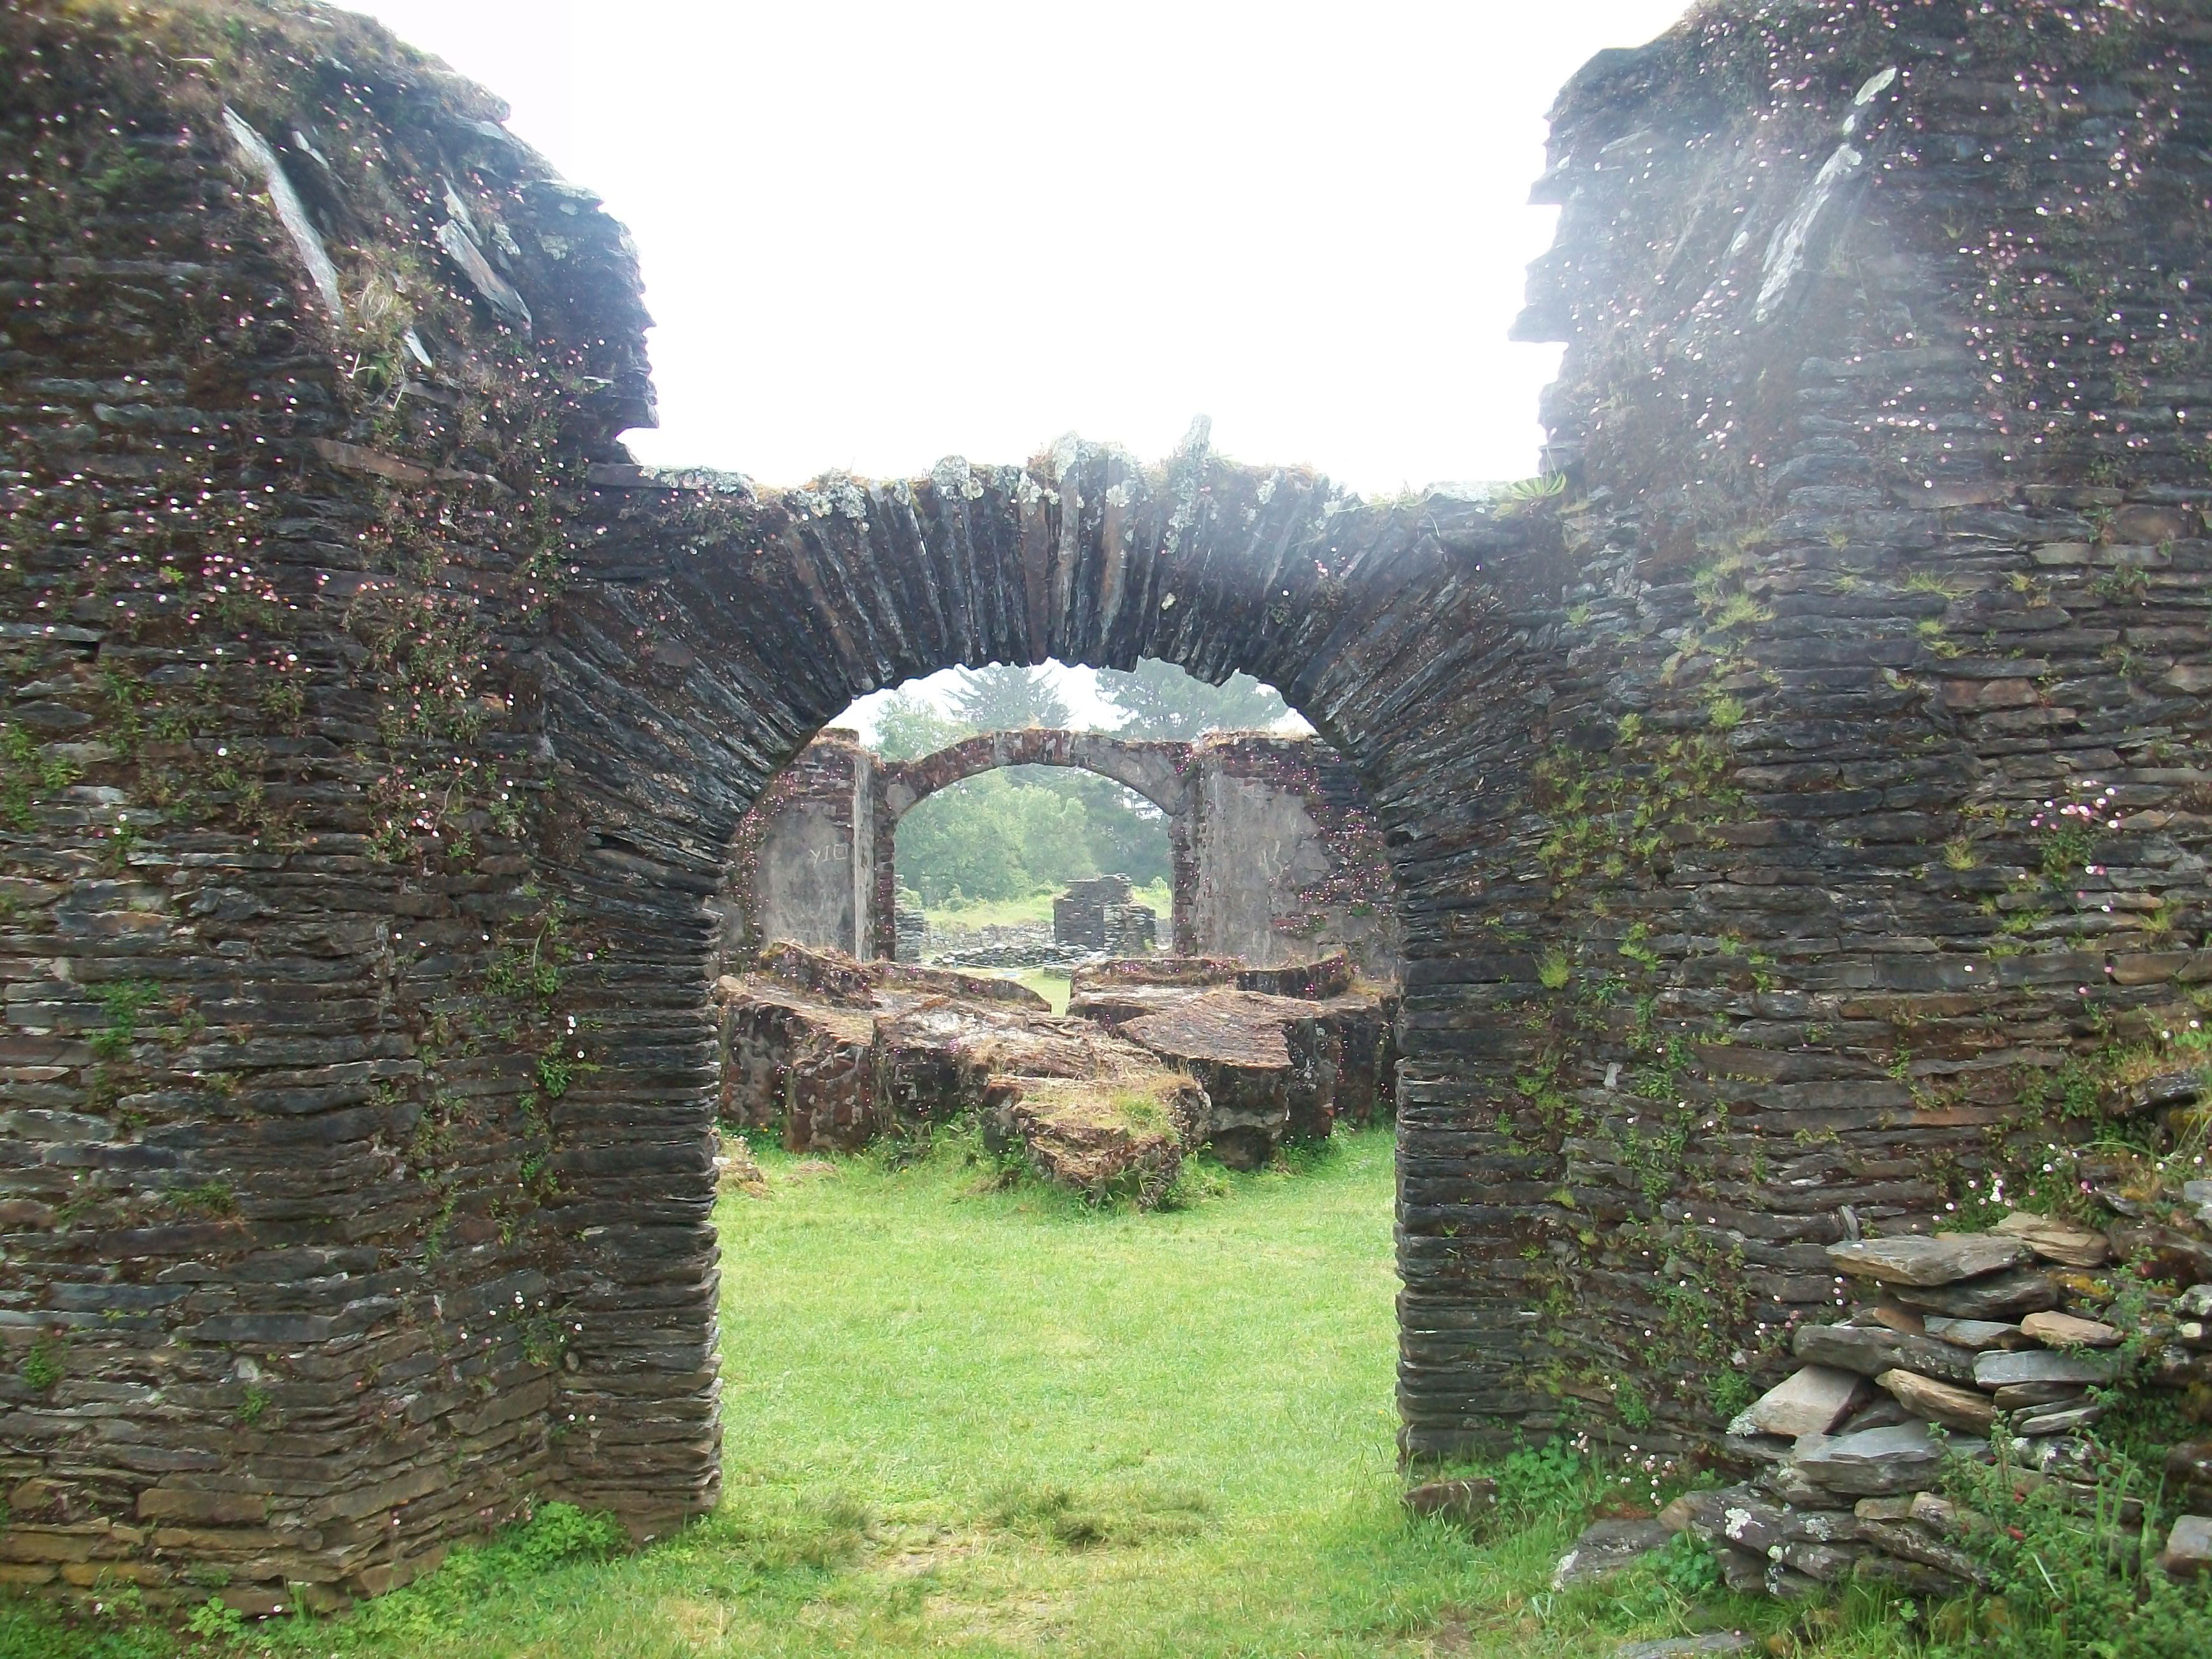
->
[0,0,689,1607]
[1444,0,2212,1453]
[710,728,869,966]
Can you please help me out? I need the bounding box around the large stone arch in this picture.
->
[871,729,1198,959]
[536,443,1563,1522]
[880,729,1193,821]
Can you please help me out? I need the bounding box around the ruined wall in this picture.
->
[868,727,1196,958]
[725,724,1399,974]
[0,0,682,1607]
[7,0,2212,1612]
[711,729,869,965]
[1421,0,2212,1453]
[1186,733,1400,972]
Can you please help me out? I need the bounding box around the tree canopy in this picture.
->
[1092,660,1289,739]
[861,659,1291,914]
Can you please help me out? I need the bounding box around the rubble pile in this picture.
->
[1068,952,1398,1166]
[1641,1196,2212,1599]
[715,944,1398,1193]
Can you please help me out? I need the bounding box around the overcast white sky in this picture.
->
[343,0,1691,499]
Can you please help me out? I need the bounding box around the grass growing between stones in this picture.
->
[10,1129,1933,1659]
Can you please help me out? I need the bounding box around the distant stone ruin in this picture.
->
[717,944,1395,1179]
[1051,874,1157,955]
[715,726,1398,975]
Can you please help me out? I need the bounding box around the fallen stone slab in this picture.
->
[979,1072,1205,1203]
[1795,1321,1979,1386]
[2020,1310,2120,1348]
[2161,1514,2212,1578]
[719,948,1221,1192]
[1921,1317,2025,1351]
[1402,1476,1497,1529]
[1120,993,1296,1169]
[1827,1233,2030,1286]
[1728,1364,1869,1439]
[1235,952,1356,999]
[1993,1210,2111,1267]
[1890,1268,2060,1321]
[1070,979,1397,1135]
[1069,956,1241,995]
[1878,1368,1997,1432]
[1793,1423,1948,1496]
[1973,1348,2115,1389]
[1552,1518,1674,1589]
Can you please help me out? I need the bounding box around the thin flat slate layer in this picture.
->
[1826,1235,2030,1287]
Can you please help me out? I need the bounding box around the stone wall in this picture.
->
[710,729,870,965]
[1187,733,1400,971]
[6,0,2212,1611]
[725,723,1399,973]
[1431,0,2212,1462]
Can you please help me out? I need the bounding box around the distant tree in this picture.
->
[1095,658,1289,739]
[894,773,1096,904]
[947,664,1072,731]
[872,691,970,761]
[1008,768,1173,888]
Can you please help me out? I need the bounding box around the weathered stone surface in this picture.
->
[1794,1323,1978,1386]
[1793,1425,1948,1496]
[2020,1311,2120,1349]
[1920,1318,2024,1353]
[1551,1518,1673,1589]
[1993,1212,2111,1268]
[1973,1349,2115,1390]
[1826,1235,2029,1288]
[1119,993,1294,1168]
[980,1074,1205,1202]
[2158,1515,2212,1580]
[1728,1365,1870,1439]
[1890,1270,2060,1321]
[2012,1398,2107,1437]
[1876,1370,1995,1433]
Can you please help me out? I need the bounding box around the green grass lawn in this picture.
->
[924,880,1174,940]
[9,1131,1882,1659]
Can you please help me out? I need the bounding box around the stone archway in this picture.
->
[871,728,1196,959]
[538,442,1563,1526]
